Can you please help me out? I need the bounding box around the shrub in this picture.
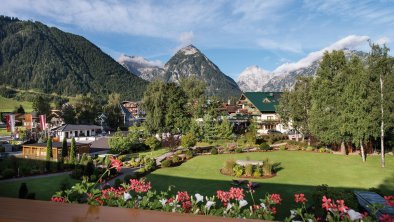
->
[181,132,197,148]
[175,150,183,155]
[19,183,28,199]
[262,158,273,176]
[210,147,218,155]
[114,179,123,188]
[124,174,137,183]
[144,158,156,171]
[223,159,235,175]
[259,143,271,151]
[2,168,16,179]
[171,155,180,164]
[59,178,71,191]
[235,148,243,153]
[318,147,325,153]
[306,146,315,152]
[233,164,244,177]
[79,153,88,165]
[245,164,253,177]
[161,159,172,168]
[145,136,161,151]
[279,145,286,151]
[118,155,128,162]
[253,166,262,177]
[185,150,193,159]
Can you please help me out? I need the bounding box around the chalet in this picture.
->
[51,124,102,139]
[120,101,145,126]
[22,141,90,160]
[237,92,287,134]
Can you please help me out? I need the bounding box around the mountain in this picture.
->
[120,45,241,99]
[0,16,148,100]
[117,55,164,81]
[237,65,277,92]
[237,49,369,92]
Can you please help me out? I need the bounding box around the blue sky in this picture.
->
[2,0,394,80]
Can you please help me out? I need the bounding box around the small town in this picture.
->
[0,1,394,222]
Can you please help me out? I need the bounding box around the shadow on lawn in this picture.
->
[146,173,394,220]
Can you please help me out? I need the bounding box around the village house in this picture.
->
[237,92,287,134]
[22,141,90,161]
[51,124,102,139]
[119,101,145,126]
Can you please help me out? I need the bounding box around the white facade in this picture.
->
[55,129,98,139]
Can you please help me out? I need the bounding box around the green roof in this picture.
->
[242,92,282,113]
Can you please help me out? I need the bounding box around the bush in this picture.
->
[161,159,172,168]
[118,154,128,162]
[124,174,137,183]
[145,136,161,151]
[114,179,123,188]
[19,183,28,199]
[318,147,325,153]
[185,150,193,159]
[245,164,253,177]
[171,155,180,164]
[306,146,315,152]
[181,132,197,148]
[223,159,235,175]
[233,165,244,177]
[259,143,271,151]
[144,158,156,171]
[253,166,262,177]
[210,147,218,155]
[262,158,273,176]
[279,145,286,151]
[2,168,16,179]
[235,148,243,153]
[59,178,71,191]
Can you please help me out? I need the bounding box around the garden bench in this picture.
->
[354,191,394,219]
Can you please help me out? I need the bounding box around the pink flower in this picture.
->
[129,178,151,193]
[380,214,394,222]
[335,199,348,213]
[295,193,307,203]
[110,157,123,172]
[182,200,192,212]
[270,194,282,204]
[384,196,394,207]
[51,197,65,203]
[217,190,232,203]
[229,187,245,201]
[176,191,190,202]
[322,196,332,211]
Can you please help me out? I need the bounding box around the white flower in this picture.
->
[308,219,313,222]
[347,209,363,221]
[226,203,233,211]
[195,193,204,203]
[159,199,167,206]
[260,203,267,209]
[205,201,215,210]
[123,192,132,201]
[239,199,248,208]
[289,210,296,219]
[138,195,142,200]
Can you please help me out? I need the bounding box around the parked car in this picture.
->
[267,129,282,134]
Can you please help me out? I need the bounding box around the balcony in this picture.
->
[0,197,268,222]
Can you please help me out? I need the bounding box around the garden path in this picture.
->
[0,171,72,183]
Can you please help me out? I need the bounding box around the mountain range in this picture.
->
[0,15,148,101]
[237,49,369,92]
[118,45,241,99]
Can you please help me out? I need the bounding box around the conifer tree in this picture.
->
[69,137,76,164]
[61,137,68,163]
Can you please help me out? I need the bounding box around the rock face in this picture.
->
[117,55,164,81]
[120,45,242,99]
[237,49,369,92]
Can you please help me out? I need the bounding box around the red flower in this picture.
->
[270,194,282,204]
[182,200,192,212]
[129,178,151,193]
[51,197,65,203]
[217,190,232,203]
[110,156,123,172]
[295,193,307,203]
[380,214,394,222]
[166,198,174,204]
[253,204,261,210]
[335,199,348,213]
[95,197,104,205]
[384,196,394,207]
[322,196,332,211]
[229,187,245,200]
[270,206,277,215]
[176,191,190,202]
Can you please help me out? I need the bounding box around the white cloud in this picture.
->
[118,55,164,68]
[258,38,302,53]
[274,35,369,73]
[376,36,391,46]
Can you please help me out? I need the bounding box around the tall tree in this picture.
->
[103,93,122,130]
[61,136,68,163]
[69,137,76,164]
[218,118,233,140]
[142,81,167,134]
[32,95,51,116]
[61,103,76,124]
[179,76,207,117]
[46,137,52,161]
[368,43,394,167]
[72,93,101,124]
[164,83,190,134]
[309,50,349,154]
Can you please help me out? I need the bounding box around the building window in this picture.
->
[267,116,273,120]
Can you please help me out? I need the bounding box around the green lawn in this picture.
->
[0,174,79,200]
[146,151,394,218]
[138,148,169,158]
[0,96,33,112]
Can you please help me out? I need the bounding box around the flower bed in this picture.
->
[220,158,280,179]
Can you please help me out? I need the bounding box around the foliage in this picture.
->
[235,148,243,153]
[1,168,16,179]
[46,137,52,161]
[71,93,101,124]
[233,164,244,177]
[181,132,197,148]
[244,164,253,177]
[262,158,273,176]
[61,137,68,162]
[61,103,76,124]
[145,136,161,151]
[217,118,233,140]
[32,95,51,116]
[0,16,148,100]
[185,150,194,159]
[210,147,218,155]
[18,183,28,199]
[171,155,181,165]
[161,159,172,168]
[222,159,235,175]
[259,142,271,151]
[253,167,262,178]
[69,137,76,164]
[202,114,219,143]
[109,131,146,154]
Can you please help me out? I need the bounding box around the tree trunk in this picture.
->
[360,139,366,162]
[340,141,346,155]
[380,74,385,168]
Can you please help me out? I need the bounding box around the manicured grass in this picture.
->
[147,151,394,218]
[0,174,79,200]
[0,96,33,112]
[137,148,169,158]
[0,128,10,136]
